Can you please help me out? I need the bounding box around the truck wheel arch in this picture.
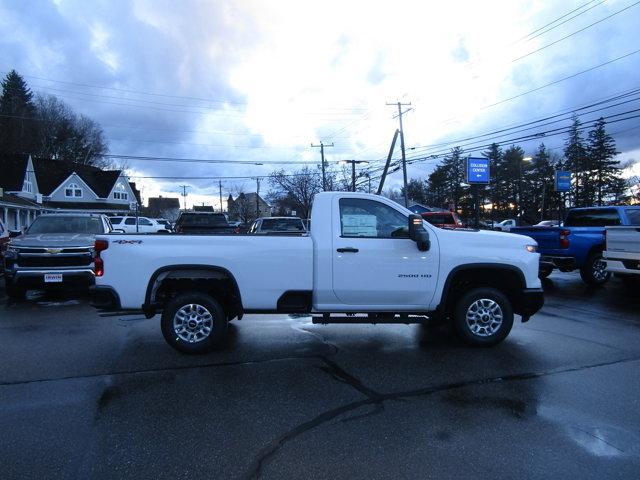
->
[144,265,243,320]
[437,263,527,317]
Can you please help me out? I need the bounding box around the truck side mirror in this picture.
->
[408,214,430,251]
[9,230,22,238]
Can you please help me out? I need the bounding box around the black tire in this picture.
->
[538,267,552,279]
[452,287,514,347]
[5,283,25,301]
[579,252,611,286]
[161,292,228,354]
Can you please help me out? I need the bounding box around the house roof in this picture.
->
[148,197,180,209]
[0,153,29,191]
[129,182,142,204]
[31,157,122,197]
[0,192,40,208]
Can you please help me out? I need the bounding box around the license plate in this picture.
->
[44,273,63,283]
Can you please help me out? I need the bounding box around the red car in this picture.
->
[421,211,465,229]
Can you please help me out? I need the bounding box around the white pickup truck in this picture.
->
[604,226,640,288]
[91,192,543,353]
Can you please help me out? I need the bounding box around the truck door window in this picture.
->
[339,198,409,238]
[139,218,153,226]
[124,218,136,225]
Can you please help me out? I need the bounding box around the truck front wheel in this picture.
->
[453,287,514,347]
[580,252,611,286]
[161,293,228,354]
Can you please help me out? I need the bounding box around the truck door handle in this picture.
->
[337,247,359,253]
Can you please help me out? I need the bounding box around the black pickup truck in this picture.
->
[174,212,239,234]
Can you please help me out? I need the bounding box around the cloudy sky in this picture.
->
[1,0,639,207]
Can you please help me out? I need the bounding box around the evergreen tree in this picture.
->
[426,164,449,208]
[403,178,428,205]
[503,145,526,219]
[441,146,466,211]
[527,143,556,221]
[0,69,37,154]
[563,115,589,207]
[482,143,504,220]
[586,117,619,205]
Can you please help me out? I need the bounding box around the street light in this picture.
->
[339,160,370,192]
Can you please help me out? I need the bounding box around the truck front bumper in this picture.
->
[5,268,95,289]
[517,288,544,321]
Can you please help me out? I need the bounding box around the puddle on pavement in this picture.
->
[538,404,639,458]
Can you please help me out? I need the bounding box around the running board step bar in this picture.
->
[312,314,431,325]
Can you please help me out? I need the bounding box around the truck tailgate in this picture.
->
[606,226,640,254]
[510,227,563,250]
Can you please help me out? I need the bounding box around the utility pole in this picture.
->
[311,142,334,191]
[180,185,190,211]
[340,160,369,192]
[255,177,261,219]
[219,180,223,213]
[386,101,411,207]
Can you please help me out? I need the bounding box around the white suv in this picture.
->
[109,216,170,234]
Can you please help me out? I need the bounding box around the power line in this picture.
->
[409,89,640,154]
[515,0,605,44]
[481,49,640,111]
[512,1,640,64]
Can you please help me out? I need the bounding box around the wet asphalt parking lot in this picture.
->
[1,272,639,479]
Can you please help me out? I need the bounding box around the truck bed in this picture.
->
[98,234,313,310]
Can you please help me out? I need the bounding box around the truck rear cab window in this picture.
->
[339,198,408,238]
[564,209,621,227]
[625,209,640,225]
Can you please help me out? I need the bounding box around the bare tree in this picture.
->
[34,94,109,167]
[268,166,322,219]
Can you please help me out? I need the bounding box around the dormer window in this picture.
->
[65,183,82,198]
[23,177,33,193]
[113,183,128,200]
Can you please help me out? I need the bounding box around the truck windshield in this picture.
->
[564,209,621,227]
[260,218,305,231]
[179,214,228,226]
[424,213,454,224]
[27,216,104,234]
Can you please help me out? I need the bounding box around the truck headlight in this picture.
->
[525,245,537,253]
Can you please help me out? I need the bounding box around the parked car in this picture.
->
[155,218,174,232]
[421,211,464,229]
[495,219,518,231]
[109,216,170,233]
[248,217,306,234]
[3,213,116,300]
[511,206,640,285]
[534,220,560,227]
[174,212,238,234]
[91,191,543,354]
[0,217,9,260]
[604,223,640,289]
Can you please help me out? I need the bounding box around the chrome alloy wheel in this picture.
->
[465,299,503,337]
[173,303,214,343]
[592,257,609,282]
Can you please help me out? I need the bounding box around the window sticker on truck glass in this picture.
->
[342,214,377,237]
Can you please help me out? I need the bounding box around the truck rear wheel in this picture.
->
[453,287,514,347]
[580,252,611,286]
[161,292,228,354]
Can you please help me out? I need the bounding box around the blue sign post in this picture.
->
[555,170,571,192]
[466,157,490,184]
[466,157,490,229]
